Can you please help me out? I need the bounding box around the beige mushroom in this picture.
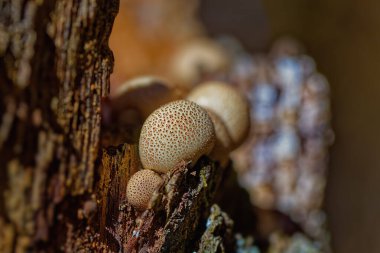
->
[139,100,215,173]
[206,110,233,167]
[170,39,229,90]
[110,76,180,120]
[187,81,250,149]
[126,169,163,210]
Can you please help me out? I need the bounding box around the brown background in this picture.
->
[200,0,380,252]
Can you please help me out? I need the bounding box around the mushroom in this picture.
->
[187,81,250,149]
[169,38,229,90]
[206,110,233,167]
[139,100,215,173]
[110,76,181,121]
[126,169,163,210]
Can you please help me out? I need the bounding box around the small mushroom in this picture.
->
[170,39,229,90]
[187,81,250,149]
[110,76,180,121]
[206,110,233,167]
[139,100,215,173]
[127,169,163,210]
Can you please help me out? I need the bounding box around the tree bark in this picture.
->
[0,1,235,252]
[96,145,233,252]
[0,0,118,251]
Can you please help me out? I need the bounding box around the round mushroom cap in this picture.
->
[111,76,180,119]
[139,100,215,173]
[127,169,163,210]
[187,81,250,149]
[207,110,233,166]
[170,39,229,89]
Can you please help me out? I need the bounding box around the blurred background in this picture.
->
[200,1,380,252]
[109,1,380,252]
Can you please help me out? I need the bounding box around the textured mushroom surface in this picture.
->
[187,81,250,148]
[126,169,163,210]
[139,100,215,173]
[207,110,233,166]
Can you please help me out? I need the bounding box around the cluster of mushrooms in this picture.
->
[110,77,250,210]
[108,2,332,249]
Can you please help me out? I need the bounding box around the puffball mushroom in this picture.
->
[187,81,250,149]
[110,76,180,120]
[170,39,229,90]
[207,110,233,167]
[127,169,163,210]
[139,100,215,173]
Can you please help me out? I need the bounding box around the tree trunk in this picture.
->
[0,1,234,252]
[0,0,116,251]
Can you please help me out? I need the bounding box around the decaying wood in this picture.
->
[0,0,238,252]
[0,0,118,251]
[198,204,235,253]
[88,144,232,253]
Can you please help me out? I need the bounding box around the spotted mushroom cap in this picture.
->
[187,81,250,149]
[139,100,215,173]
[126,169,163,210]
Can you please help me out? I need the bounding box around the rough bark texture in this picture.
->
[0,0,118,251]
[197,204,235,253]
[94,145,233,253]
[0,1,235,252]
